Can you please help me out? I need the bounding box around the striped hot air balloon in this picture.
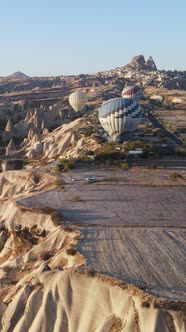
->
[98,97,142,143]
[121,85,142,101]
[69,91,88,112]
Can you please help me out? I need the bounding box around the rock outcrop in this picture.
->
[5,139,16,156]
[146,56,157,71]
[6,71,29,80]
[0,54,186,149]
[2,119,14,142]
[13,104,77,140]
[126,55,157,71]
[1,269,185,332]
[128,55,147,70]
[21,118,100,159]
[101,55,186,89]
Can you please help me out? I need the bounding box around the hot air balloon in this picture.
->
[69,91,88,112]
[98,97,142,143]
[121,85,142,101]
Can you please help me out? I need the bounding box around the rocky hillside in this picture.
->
[5,71,29,80]
[0,54,185,158]
[102,55,186,89]
[19,117,100,159]
[0,54,185,101]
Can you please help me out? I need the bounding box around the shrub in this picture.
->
[153,300,164,309]
[141,301,151,308]
[102,142,117,153]
[32,174,40,184]
[51,210,64,226]
[56,179,65,190]
[10,279,19,285]
[156,212,164,221]
[63,163,70,172]
[95,136,107,144]
[144,128,153,135]
[33,153,45,160]
[148,163,157,169]
[86,269,96,277]
[2,266,13,273]
[39,207,64,226]
[83,127,94,137]
[124,139,143,151]
[76,155,94,164]
[153,300,183,311]
[66,248,76,256]
[158,137,166,143]
[39,250,53,261]
[85,150,95,156]
[168,172,184,180]
[152,128,161,136]
[177,149,186,157]
[162,95,172,109]
[182,141,186,148]
[29,237,38,245]
[39,206,55,214]
[63,226,73,232]
[95,151,125,163]
[120,161,129,170]
[56,159,75,173]
[71,194,80,202]
[140,151,149,159]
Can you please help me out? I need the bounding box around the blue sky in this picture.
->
[0,0,186,76]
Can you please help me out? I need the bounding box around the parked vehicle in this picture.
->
[84,177,96,183]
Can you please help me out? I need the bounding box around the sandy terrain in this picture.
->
[2,269,186,332]
[0,169,185,331]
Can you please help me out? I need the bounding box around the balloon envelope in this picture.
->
[121,85,142,101]
[98,97,142,143]
[69,91,88,112]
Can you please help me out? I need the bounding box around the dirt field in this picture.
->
[20,167,186,300]
[21,182,186,227]
[79,227,186,300]
[154,109,186,130]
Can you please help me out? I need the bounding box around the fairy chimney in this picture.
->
[3,119,14,142]
[5,139,16,156]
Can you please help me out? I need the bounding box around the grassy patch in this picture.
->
[168,172,184,180]
[71,194,81,202]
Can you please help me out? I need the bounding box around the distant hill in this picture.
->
[6,71,29,79]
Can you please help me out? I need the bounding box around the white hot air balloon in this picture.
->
[98,97,142,142]
[69,91,88,112]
